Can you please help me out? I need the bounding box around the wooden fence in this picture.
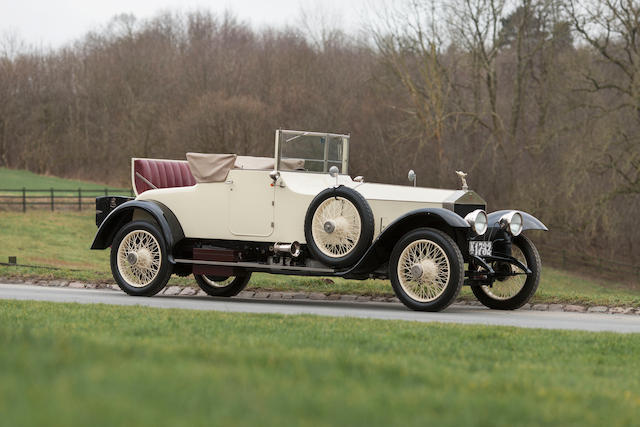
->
[0,188,133,212]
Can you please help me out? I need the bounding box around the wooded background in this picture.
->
[1,0,639,270]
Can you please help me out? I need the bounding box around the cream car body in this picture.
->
[136,170,482,243]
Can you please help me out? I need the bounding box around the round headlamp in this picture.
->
[499,211,523,236]
[464,209,488,236]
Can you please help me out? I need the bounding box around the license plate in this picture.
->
[469,241,492,257]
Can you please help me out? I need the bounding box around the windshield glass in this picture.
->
[277,130,349,173]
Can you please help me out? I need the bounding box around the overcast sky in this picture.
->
[0,0,373,48]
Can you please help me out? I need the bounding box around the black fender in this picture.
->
[341,208,470,278]
[487,210,548,231]
[90,200,185,263]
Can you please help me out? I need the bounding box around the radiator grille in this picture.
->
[454,203,485,218]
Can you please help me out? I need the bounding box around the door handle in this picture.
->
[225,179,233,184]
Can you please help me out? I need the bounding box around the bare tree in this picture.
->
[568,0,640,195]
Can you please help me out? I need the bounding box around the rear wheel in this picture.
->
[194,273,251,297]
[111,221,172,296]
[389,228,464,312]
[471,234,541,310]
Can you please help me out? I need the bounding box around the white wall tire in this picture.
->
[471,235,541,310]
[194,273,251,297]
[110,221,172,296]
[304,186,374,268]
[389,228,464,311]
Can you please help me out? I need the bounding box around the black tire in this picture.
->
[304,185,374,268]
[110,220,172,296]
[389,228,464,312]
[194,273,252,297]
[471,234,541,310]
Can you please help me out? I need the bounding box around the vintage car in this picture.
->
[91,129,547,312]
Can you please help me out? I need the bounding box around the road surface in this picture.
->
[1,283,639,333]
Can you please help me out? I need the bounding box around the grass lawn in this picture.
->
[1,211,639,307]
[0,167,129,195]
[0,300,638,426]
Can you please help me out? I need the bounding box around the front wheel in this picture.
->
[194,273,252,297]
[471,234,541,310]
[389,228,464,312]
[111,221,173,296]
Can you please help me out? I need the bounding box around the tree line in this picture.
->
[1,0,639,270]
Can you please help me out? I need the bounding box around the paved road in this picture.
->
[2,283,639,333]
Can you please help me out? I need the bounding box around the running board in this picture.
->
[174,258,336,274]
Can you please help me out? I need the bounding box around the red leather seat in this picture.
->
[133,159,196,195]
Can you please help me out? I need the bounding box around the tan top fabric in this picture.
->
[186,153,237,183]
[235,156,305,171]
[186,153,305,182]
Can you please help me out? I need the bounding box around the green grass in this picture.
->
[0,167,124,190]
[0,300,639,426]
[1,211,639,306]
[0,167,128,195]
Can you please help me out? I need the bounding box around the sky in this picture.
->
[0,0,373,49]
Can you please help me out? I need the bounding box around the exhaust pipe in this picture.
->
[272,242,301,258]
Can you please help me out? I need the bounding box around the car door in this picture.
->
[227,169,275,237]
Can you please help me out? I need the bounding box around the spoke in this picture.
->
[482,245,528,299]
[117,230,162,288]
[312,197,362,258]
[396,239,451,303]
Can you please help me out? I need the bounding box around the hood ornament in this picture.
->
[455,170,468,191]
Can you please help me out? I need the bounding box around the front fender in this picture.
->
[90,200,185,262]
[341,208,470,277]
[487,210,548,231]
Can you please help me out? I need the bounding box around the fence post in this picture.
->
[104,188,108,196]
[562,249,567,269]
[50,188,54,211]
[78,188,82,211]
[22,187,26,213]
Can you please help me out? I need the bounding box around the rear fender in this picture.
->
[90,200,184,263]
[487,210,548,231]
[342,208,470,277]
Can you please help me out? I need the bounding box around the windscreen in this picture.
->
[278,130,349,173]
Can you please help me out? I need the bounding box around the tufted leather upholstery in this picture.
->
[133,159,196,195]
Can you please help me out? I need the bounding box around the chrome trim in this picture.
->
[280,129,349,138]
[464,209,488,235]
[499,211,523,236]
[273,242,301,257]
[408,170,416,186]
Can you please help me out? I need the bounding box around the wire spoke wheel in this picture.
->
[311,196,362,258]
[200,276,234,288]
[397,239,451,303]
[471,234,541,310]
[482,245,527,300]
[194,273,251,297]
[116,230,161,288]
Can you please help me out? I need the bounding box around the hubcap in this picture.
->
[126,252,138,265]
[116,230,161,288]
[323,220,336,233]
[397,239,450,302]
